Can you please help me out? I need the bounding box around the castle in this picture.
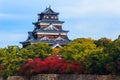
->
[20,7,71,48]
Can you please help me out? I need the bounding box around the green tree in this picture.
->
[60,38,111,74]
[0,42,53,77]
[105,35,120,74]
[60,38,100,62]
[94,37,112,48]
[84,51,110,74]
[0,46,24,77]
[21,42,53,59]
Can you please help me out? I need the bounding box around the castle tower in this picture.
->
[20,7,71,48]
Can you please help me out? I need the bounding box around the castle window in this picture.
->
[51,16,54,19]
[55,16,58,20]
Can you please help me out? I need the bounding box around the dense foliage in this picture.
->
[19,56,85,75]
[0,42,52,77]
[0,36,120,77]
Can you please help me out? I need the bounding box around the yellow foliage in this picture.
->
[52,48,60,55]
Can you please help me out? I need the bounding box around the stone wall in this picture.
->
[58,74,120,80]
[3,74,120,80]
[0,77,3,80]
[30,74,58,80]
[7,76,27,80]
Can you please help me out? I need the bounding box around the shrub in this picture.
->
[19,56,85,75]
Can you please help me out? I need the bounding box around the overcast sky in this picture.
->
[0,0,120,47]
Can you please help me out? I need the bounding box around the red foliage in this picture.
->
[59,62,84,74]
[44,56,65,73]
[19,56,85,75]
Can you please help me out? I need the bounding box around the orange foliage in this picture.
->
[52,48,60,55]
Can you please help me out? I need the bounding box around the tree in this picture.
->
[24,42,53,59]
[0,46,24,77]
[104,35,120,74]
[84,51,110,74]
[52,48,60,56]
[59,38,111,74]
[0,42,53,77]
[94,37,112,48]
[60,38,99,62]
[18,42,53,62]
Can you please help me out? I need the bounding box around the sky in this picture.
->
[0,0,120,48]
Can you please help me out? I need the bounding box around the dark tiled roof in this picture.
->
[20,31,70,44]
[34,29,69,33]
[22,39,71,45]
[32,20,64,25]
[39,20,64,23]
[40,7,59,15]
[20,30,70,44]
[28,32,35,40]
